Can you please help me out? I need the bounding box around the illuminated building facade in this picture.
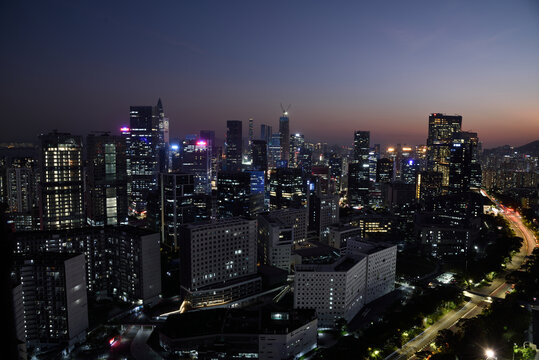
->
[269,168,306,210]
[181,136,212,194]
[38,132,84,230]
[426,113,462,188]
[128,105,160,214]
[179,218,260,308]
[13,253,88,348]
[279,111,290,164]
[86,133,128,226]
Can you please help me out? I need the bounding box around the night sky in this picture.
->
[1,0,538,148]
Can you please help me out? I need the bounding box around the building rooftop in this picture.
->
[159,308,316,339]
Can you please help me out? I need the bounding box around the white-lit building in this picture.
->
[179,218,260,308]
[346,239,397,303]
[294,239,397,327]
[294,255,367,327]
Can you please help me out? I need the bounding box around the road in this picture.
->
[385,192,538,360]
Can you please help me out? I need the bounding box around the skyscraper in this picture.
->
[38,132,84,230]
[269,168,306,210]
[226,120,243,171]
[86,133,128,226]
[156,98,170,174]
[128,105,160,215]
[251,140,268,172]
[181,136,212,194]
[426,113,462,188]
[279,110,290,165]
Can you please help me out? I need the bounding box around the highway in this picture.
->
[385,192,537,360]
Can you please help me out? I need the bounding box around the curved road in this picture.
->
[385,192,538,360]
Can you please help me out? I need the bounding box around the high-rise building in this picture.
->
[426,113,462,188]
[226,120,243,171]
[38,132,84,230]
[128,105,160,214]
[13,253,88,348]
[161,173,197,249]
[309,193,340,241]
[415,171,443,201]
[86,134,128,226]
[251,140,268,172]
[376,158,393,183]
[15,227,162,306]
[179,218,260,308]
[6,156,38,231]
[279,111,290,164]
[289,133,305,168]
[263,208,308,246]
[217,171,254,218]
[268,133,281,169]
[269,168,306,210]
[347,162,370,208]
[181,136,212,194]
[257,213,294,271]
[353,131,370,166]
[260,124,272,144]
[156,98,170,174]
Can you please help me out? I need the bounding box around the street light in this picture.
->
[485,349,495,359]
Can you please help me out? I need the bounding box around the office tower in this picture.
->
[460,131,482,187]
[179,218,260,308]
[353,131,370,166]
[169,141,182,172]
[376,158,393,183]
[269,168,306,210]
[156,98,170,173]
[257,213,294,271]
[309,193,340,241]
[415,171,443,201]
[161,173,197,249]
[289,133,305,168]
[38,132,84,230]
[246,170,266,214]
[217,171,254,218]
[128,105,160,215]
[200,130,218,186]
[251,140,268,172]
[6,156,38,231]
[401,158,421,185]
[263,208,308,245]
[448,135,472,193]
[181,136,212,194]
[14,253,88,347]
[279,110,290,164]
[368,149,378,182]
[329,156,343,192]
[86,134,128,226]
[426,113,462,188]
[226,120,243,171]
[347,162,370,208]
[268,133,281,169]
[294,254,367,327]
[15,227,162,306]
[248,118,254,144]
[260,124,272,144]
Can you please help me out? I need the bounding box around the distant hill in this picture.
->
[484,140,539,156]
[515,140,539,155]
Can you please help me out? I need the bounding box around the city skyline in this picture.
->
[2,0,539,147]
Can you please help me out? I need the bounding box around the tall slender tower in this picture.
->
[426,113,462,188]
[225,120,243,171]
[38,132,84,230]
[279,107,290,165]
[128,106,160,214]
